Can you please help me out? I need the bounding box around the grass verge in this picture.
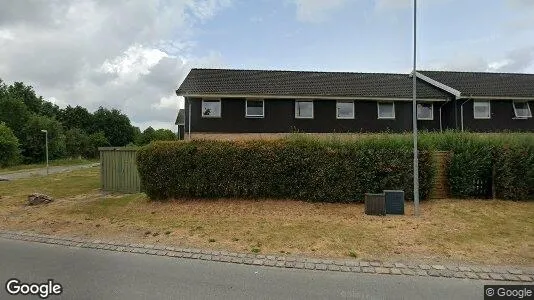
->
[0,167,532,266]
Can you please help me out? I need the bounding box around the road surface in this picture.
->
[0,238,505,300]
[0,163,99,181]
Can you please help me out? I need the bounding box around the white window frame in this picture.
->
[417,102,434,120]
[201,99,222,118]
[512,101,532,119]
[245,99,265,118]
[295,100,314,119]
[473,100,491,119]
[377,102,395,119]
[336,100,355,119]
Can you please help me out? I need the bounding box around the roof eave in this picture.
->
[178,93,449,101]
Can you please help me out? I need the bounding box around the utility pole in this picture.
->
[41,130,49,175]
[412,0,420,216]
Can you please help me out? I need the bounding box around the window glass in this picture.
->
[513,101,532,118]
[246,100,264,117]
[295,101,313,118]
[202,100,221,117]
[378,102,395,119]
[473,101,490,119]
[336,101,354,119]
[417,103,433,120]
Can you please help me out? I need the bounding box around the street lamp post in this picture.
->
[41,130,49,175]
[412,0,420,216]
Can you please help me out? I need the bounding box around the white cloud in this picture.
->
[293,0,351,23]
[0,0,231,130]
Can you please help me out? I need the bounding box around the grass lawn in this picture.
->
[0,158,99,174]
[0,167,532,266]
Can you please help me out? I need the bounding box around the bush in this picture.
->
[65,128,90,158]
[0,122,20,167]
[21,114,66,163]
[137,137,435,202]
[420,131,534,200]
[84,131,110,158]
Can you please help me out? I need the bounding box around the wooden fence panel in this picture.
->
[99,147,140,193]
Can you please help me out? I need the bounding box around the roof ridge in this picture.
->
[190,68,409,76]
[419,70,534,76]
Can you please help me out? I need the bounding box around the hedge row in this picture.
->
[422,132,534,200]
[137,137,435,202]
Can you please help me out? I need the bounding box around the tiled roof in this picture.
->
[175,109,185,125]
[419,70,534,98]
[176,68,450,99]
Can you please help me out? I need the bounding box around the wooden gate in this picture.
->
[99,147,141,193]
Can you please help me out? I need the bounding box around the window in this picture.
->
[201,99,221,118]
[513,101,532,118]
[473,101,490,119]
[336,100,354,119]
[377,102,395,119]
[295,100,314,119]
[246,99,264,118]
[417,103,434,120]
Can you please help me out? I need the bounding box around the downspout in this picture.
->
[459,98,471,132]
[188,98,192,140]
[438,101,448,133]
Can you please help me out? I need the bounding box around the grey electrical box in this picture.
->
[364,193,386,216]
[384,190,404,215]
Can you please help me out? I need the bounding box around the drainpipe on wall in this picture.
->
[438,101,448,133]
[188,99,192,140]
[460,98,470,132]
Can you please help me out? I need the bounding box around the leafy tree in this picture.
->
[132,126,141,145]
[58,105,93,132]
[84,131,110,158]
[21,114,66,163]
[136,126,156,146]
[135,127,176,145]
[92,107,134,146]
[0,122,20,167]
[65,128,90,158]
[0,96,30,140]
[153,129,176,141]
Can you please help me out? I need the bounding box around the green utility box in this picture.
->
[384,190,405,215]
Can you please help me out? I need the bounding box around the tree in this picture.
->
[65,128,90,158]
[136,126,156,146]
[92,107,134,146]
[21,114,66,163]
[0,96,30,140]
[58,105,93,132]
[0,122,20,167]
[153,129,176,141]
[84,131,110,158]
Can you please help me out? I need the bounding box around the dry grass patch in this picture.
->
[0,167,533,266]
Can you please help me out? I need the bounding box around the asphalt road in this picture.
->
[0,238,501,300]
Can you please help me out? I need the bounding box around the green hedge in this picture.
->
[420,132,534,200]
[137,137,435,202]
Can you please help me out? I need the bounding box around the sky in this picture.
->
[0,0,533,130]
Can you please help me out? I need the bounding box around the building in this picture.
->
[175,68,534,139]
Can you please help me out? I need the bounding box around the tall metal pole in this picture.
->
[412,0,420,216]
[44,131,49,175]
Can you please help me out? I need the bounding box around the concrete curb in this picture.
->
[1,230,532,282]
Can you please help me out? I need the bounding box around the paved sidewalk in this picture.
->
[0,163,99,181]
[0,230,532,282]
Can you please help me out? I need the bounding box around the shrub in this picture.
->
[137,137,435,202]
[420,131,534,200]
[0,122,20,167]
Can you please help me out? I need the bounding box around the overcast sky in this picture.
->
[0,0,533,130]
